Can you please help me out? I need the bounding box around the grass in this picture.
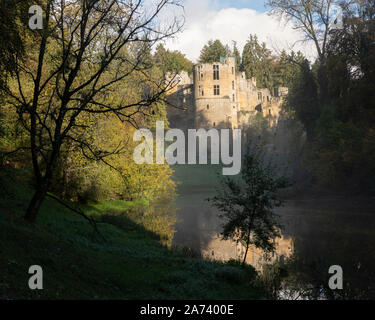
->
[0,166,263,300]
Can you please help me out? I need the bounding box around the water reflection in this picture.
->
[172,165,375,298]
[198,233,294,271]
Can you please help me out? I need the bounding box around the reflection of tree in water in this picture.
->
[172,169,375,298]
[170,110,375,298]
[171,113,295,261]
[277,199,375,299]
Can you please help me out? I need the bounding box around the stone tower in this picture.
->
[166,56,288,130]
[194,56,239,128]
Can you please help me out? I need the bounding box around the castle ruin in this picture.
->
[166,56,288,130]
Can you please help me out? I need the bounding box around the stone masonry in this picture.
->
[166,56,288,130]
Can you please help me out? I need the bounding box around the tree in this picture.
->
[199,39,227,63]
[233,45,241,71]
[284,59,319,141]
[0,1,39,155]
[273,50,305,88]
[266,0,337,102]
[2,0,182,222]
[241,35,274,90]
[208,149,289,266]
[154,44,193,75]
[0,0,33,77]
[310,0,375,189]
[266,0,335,61]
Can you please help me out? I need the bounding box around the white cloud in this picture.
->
[163,0,316,62]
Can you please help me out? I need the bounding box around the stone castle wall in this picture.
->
[166,56,288,129]
[194,57,238,128]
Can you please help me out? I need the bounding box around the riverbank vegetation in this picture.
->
[0,165,265,299]
[1,0,374,300]
[0,0,192,223]
[269,0,375,193]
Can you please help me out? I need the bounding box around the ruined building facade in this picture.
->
[166,56,288,130]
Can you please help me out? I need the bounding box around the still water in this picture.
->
[171,165,375,298]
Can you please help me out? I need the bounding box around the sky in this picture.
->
[162,0,316,62]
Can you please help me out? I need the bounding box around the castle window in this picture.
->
[232,94,235,102]
[199,85,204,97]
[258,92,262,100]
[213,122,216,126]
[214,85,220,95]
[207,104,209,110]
[232,81,235,90]
[198,66,201,81]
[213,65,220,80]
[233,106,236,109]
[232,67,234,74]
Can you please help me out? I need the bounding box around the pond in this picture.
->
[171,164,375,299]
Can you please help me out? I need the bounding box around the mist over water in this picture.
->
[171,118,375,298]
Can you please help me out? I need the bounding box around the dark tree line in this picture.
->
[272,0,375,189]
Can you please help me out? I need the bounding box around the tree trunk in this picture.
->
[24,184,48,223]
[242,224,253,266]
[242,242,250,266]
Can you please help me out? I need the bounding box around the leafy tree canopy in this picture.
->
[208,148,289,265]
[154,44,194,75]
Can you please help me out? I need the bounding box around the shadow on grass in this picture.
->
[0,166,265,300]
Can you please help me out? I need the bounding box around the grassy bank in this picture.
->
[0,166,263,299]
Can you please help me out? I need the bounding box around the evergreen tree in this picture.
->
[233,46,241,71]
[199,40,227,63]
[274,50,304,88]
[241,35,274,90]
